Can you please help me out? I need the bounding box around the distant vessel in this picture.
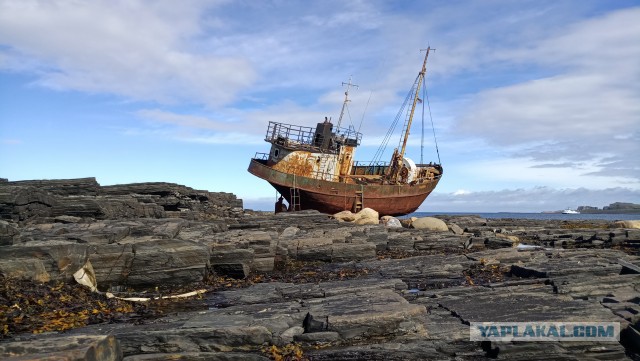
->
[562,208,580,214]
[248,48,443,216]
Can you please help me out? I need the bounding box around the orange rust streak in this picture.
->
[271,152,315,178]
[338,146,355,176]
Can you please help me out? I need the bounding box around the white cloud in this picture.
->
[181,132,263,145]
[133,108,265,144]
[452,7,640,186]
[0,0,254,106]
[452,156,638,191]
[133,102,339,145]
[137,109,224,131]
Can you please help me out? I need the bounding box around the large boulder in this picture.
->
[333,208,379,225]
[354,208,379,225]
[495,233,519,244]
[333,210,357,222]
[410,217,449,231]
[380,215,402,228]
[280,226,300,238]
[613,220,640,229]
[449,223,465,235]
[400,216,417,228]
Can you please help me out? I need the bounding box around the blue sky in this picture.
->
[1,0,639,212]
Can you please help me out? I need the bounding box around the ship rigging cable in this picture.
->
[368,83,414,167]
[358,89,373,134]
[358,57,388,135]
[370,49,439,168]
[425,85,441,165]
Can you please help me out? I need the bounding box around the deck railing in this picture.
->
[253,152,269,161]
[265,121,362,147]
[352,161,390,176]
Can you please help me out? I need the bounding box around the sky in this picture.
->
[1,0,639,213]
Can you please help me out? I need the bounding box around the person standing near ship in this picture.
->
[275,196,288,213]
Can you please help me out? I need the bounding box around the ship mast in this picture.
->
[336,76,358,129]
[398,47,432,165]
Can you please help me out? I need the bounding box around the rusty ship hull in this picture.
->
[249,158,440,216]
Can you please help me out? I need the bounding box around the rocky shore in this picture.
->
[1,178,639,360]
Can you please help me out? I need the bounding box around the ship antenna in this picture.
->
[398,47,431,164]
[336,75,358,129]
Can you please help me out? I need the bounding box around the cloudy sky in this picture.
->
[1,0,638,212]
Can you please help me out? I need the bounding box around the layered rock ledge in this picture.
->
[1,178,639,360]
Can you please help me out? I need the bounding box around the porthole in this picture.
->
[273,149,280,158]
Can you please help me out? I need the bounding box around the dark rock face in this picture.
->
[0,178,243,288]
[0,220,19,246]
[1,178,640,360]
[0,178,243,221]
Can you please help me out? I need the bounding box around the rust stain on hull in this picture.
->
[271,151,315,178]
[249,159,439,216]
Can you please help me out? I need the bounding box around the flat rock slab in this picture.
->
[76,287,428,356]
[508,253,625,279]
[183,301,304,346]
[3,203,640,360]
[468,248,640,302]
[126,239,210,286]
[209,278,406,306]
[362,254,473,290]
[479,341,628,361]
[113,322,273,356]
[43,276,425,357]
[306,289,428,340]
[438,286,620,323]
[287,277,406,298]
[0,241,89,282]
[122,353,269,361]
[0,335,121,361]
[206,288,428,341]
[551,274,640,300]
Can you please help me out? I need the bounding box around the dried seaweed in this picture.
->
[0,276,148,339]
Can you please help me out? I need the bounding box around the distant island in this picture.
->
[577,202,640,214]
[545,202,640,214]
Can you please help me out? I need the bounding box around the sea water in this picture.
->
[407,212,639,221]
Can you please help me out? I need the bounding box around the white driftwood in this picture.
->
[105,289,207,302]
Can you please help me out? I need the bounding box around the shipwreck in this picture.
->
[248,47,443,216]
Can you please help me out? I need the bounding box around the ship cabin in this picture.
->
[251,120,361,183]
